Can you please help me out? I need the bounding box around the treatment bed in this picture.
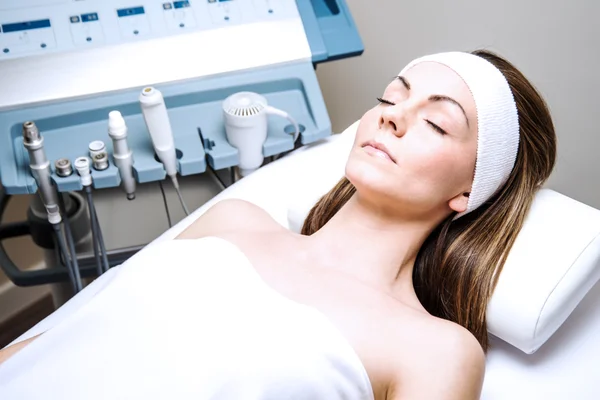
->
[6,122,600,399]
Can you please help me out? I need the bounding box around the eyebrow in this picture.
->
[397,75,470,128]
[396,75,411,90]
[428,95,470,128]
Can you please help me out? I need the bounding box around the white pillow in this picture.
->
[281,121,600,354]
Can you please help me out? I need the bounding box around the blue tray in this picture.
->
[0,61,331,194]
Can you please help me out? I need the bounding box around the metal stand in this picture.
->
[27,192,93,308]
[1,177,153,324]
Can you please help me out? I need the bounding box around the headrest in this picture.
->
[282,122,600,354]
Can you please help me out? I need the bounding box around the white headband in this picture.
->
[400,52,520,219]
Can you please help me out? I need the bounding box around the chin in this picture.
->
[345,150,434,217]
[345,151,396,198]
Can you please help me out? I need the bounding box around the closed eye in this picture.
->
[378,97,448,135]
[426,120,448,135]
[377,97,395,106]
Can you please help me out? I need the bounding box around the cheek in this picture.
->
[395,138,474,199]
[352,108,378,145]
[411,147,474,193]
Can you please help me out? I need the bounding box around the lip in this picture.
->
[362,141,396,163]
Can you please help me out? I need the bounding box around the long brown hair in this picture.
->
[301,49,557,351]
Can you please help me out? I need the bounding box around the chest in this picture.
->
[221,233,428,400]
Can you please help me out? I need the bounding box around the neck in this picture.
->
[304,194,435,308]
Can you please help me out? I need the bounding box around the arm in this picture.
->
[390,327,486,400]
[0,334,41,366]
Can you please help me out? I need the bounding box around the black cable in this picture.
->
[50,232,77,286]
[50,229,70,286]
[51,224,79,294]
[85,186,109,273]
[158,181,172,228]
[273,136,302,162]
[94,208,110,273]
[56,194,83,291]
[84,187,103,276]
[65,225,83,292]
[207,164,227,190]
[35,190,79,292]
[230,167,236,185]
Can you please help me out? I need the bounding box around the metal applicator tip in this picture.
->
[22,121,40,143]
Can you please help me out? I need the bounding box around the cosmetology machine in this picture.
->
[0,0,363,306]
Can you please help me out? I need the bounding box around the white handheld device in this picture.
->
[222,91,299,177]
[139,87,178,178]
[108,111,136,200]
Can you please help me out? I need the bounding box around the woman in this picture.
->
[0,50,556,399]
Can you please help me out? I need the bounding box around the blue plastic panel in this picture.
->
[296,0,364,63]
[0,61,331,195]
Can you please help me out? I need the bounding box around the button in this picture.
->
[174,0,190,8]
[163,3,172,10]
[70,16,81,23]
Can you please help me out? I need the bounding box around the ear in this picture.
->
[448,192,470,213]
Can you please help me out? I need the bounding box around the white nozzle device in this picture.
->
[139,87,178,178]
[108,111,137,200]
[75,157,92,187]
[222,92,300,177]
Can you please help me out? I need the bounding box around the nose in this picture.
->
[378,106,406,137]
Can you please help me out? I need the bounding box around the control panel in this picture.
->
[0,0,364,196]
[0,0,299,60]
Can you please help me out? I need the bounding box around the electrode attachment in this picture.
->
[107,110,136,201]
[74,157,92,187]
[22,121,61,225]
[55,158,73,177]
[92,152,109,171]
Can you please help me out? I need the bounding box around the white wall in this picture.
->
[315,0,600,209]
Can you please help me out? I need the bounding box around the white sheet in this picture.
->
[2,238,373,400]
[13,264,600,400]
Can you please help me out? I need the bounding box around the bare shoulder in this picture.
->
[431,321,486,386]
[177,199,282,239]
[388,317,485,400]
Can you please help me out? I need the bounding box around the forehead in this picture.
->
[398,61,477,123]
